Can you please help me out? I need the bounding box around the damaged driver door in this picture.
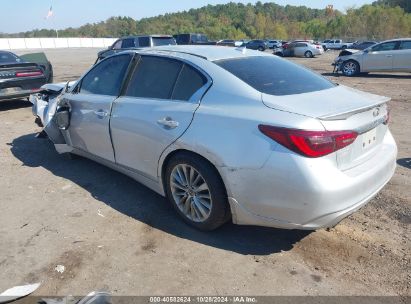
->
[61,54,133,162]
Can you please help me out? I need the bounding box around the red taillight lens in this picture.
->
[15,71,44,77]
[258,125,358,158]
[384,108,390,125]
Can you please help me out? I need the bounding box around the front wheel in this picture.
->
[258,46,264,51]
[165,153,230,231]
[342,60,360,76]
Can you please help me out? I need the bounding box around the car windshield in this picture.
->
[0,52,22,64]
[214,56,335,96]
[152,37,176,46]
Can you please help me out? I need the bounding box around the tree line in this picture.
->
[1,1,410,41]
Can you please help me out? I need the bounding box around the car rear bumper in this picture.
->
[0,77,46,101]
[222,130,397,230]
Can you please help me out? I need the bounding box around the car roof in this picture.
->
[119,35,174,39]
[132,45,271,61]
[381,38,411,43]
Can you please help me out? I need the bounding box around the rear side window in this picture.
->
[172,64,207,101]
[400,41,411,50]
[215,56,335,96]
[126,56,183,99]
[0,52,21,63]
[80,54,131,96]
[138,37,150,47]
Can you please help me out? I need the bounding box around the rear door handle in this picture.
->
[157,117,179,129]
[94,109,108,118]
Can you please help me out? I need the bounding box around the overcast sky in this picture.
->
[1,0,375,33]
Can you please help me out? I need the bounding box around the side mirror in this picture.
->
[55,108,70,130]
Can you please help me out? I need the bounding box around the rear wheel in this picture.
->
[304,51,313,58]
[164,153,230,231]
[258,46,264,52]
[342,60,360,76]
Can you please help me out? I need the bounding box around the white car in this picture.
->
[274,42,324,58]
[334,38,411,76]
[31,46,397,231]
[266,40,282,49]
[322,39,353,50]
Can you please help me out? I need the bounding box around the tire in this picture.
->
[342,45,347,50]
[258,46,264,52]
[274,52,284,57]
[342,60,360,77]
[164,152,230,231]
[304,51,313,58]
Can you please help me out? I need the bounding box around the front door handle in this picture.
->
[94,109,108,118]
[385,55,393,57]
[157,117,179,129]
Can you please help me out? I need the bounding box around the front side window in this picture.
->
[80,54,132,96]
[121,38,135,48]
[112,40,122,50]
[215,56,335,96]
[371,42,397,52]
[125,56,183,99]
[152,37,176,46]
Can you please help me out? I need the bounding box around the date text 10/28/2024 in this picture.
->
[149,296,258,303]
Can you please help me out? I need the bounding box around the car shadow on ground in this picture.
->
[0,99,31,111]
[322,72,411,79]
[11,133,310,256]
[397,158,411,169]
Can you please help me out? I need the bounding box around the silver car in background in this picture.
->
[31,46,397,231]
[274,42,324,58]
[334,38,411,76]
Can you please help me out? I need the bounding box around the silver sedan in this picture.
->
[31,46,397,231]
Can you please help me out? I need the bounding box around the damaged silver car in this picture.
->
[31,46,397,231]
[333,38,411,76]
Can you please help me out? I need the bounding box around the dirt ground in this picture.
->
[0,48,409,298]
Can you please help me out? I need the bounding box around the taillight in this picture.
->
[15,71,44,77]
[384,108,390,125]
[258,125,358,158]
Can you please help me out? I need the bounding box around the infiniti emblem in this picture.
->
[373,107,380,117]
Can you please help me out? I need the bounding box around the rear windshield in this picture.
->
[152,37,176,46]
[214,56,335,96]
[0,52,22,64]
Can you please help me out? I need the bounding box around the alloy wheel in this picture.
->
[343,61,358,76]
[170,164,213,223]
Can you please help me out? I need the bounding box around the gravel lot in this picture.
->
[0,48,410,298]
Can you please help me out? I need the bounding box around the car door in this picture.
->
[294,43,306,56]
[393,40,411,71]
[362,41,398,71]
[110,55,211,180]
[62,54,133,162]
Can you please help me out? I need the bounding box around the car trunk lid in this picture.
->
[262,85,390,170]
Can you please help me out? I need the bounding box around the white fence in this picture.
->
[0,38,118,50]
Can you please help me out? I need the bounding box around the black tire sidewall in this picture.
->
[164,153,230,231]
[305,51,313,58]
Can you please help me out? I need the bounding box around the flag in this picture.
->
[45,6,53,19]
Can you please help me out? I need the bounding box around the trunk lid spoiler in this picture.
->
[262,85,390,120]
